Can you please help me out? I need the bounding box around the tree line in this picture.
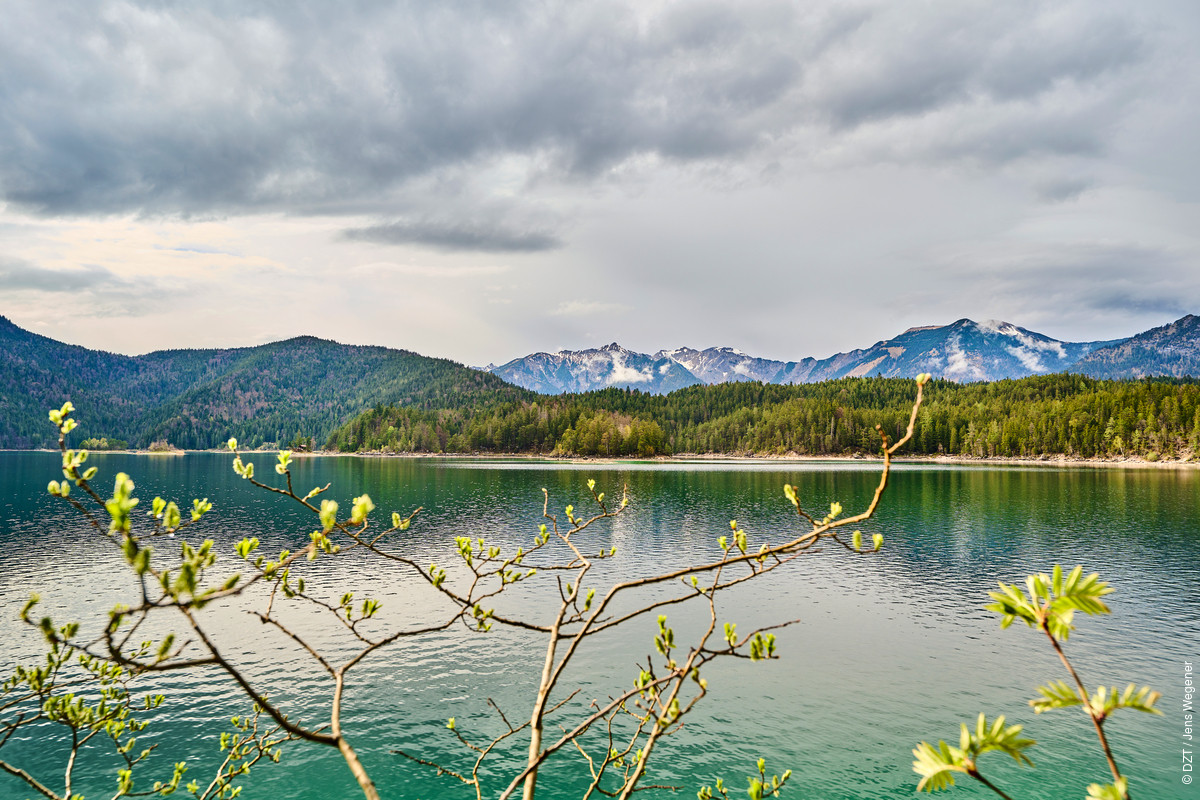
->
[328,374,1200,459]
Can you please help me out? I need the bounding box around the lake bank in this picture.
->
[276,449,1200,469]
[6,447,1196,469]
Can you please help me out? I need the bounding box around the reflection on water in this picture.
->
[1,453,1196,799]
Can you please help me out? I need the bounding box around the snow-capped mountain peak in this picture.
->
[488,343,702,394]
[482,316,1200,394]
[651,346,786,385]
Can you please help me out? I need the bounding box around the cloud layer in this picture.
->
[0,1,1155,217]
[0,0,1196,362]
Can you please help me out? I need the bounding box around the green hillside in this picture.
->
[0,316,140,448]
[0,316,532,449]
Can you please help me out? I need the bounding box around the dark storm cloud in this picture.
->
[343,220,561,253]
[0,1,1154,220]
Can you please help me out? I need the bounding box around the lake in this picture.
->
[1,452,1196,799]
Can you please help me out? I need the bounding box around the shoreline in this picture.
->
[9,448,1196,469]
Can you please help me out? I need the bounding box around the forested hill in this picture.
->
[328,374,1200,461]
[0,316,532,449]
[7,315,1199,460]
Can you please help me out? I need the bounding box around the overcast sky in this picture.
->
[2,0,1198,365]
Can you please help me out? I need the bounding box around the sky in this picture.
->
[1,0,1199,366]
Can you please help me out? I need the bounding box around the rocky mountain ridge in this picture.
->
[485,316,1197,394]
[1069,315,1200,379]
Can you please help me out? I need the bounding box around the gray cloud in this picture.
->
[811,4,1144,130]
[0,259,128,293]
[1035,177,1094,203]
[0,257,203,319]
[343,219,562,253]
[905,241,1200,341]
[0,1,1195,365]
[0,0,1158,221]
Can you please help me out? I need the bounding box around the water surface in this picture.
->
[1,453,1195,799]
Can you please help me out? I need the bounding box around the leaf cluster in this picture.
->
[984,565,1113,641]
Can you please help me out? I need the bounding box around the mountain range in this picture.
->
[2,313,1198,450]
[484,316,1200,394]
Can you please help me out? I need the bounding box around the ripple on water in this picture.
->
[0,455,1195,799]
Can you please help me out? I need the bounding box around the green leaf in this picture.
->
[163,501,181,529]
[1029,680,1081,714]
[350,494,375,525]
[969,713,1035,767]
[984,583,1039,630]
[913,714,1034,792]
[1048,566,1113,620]
[1085,683,1163,719]
[235,537,260,559]
[191,497,213,521]
[156,634,175,661]
[912,740,967,792]
[1086,777,1128,800]
[987,566,1113,641]
[320,500,338,533]
[106,472,140,534]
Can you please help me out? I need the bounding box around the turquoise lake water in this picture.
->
[1,453,1196,799]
